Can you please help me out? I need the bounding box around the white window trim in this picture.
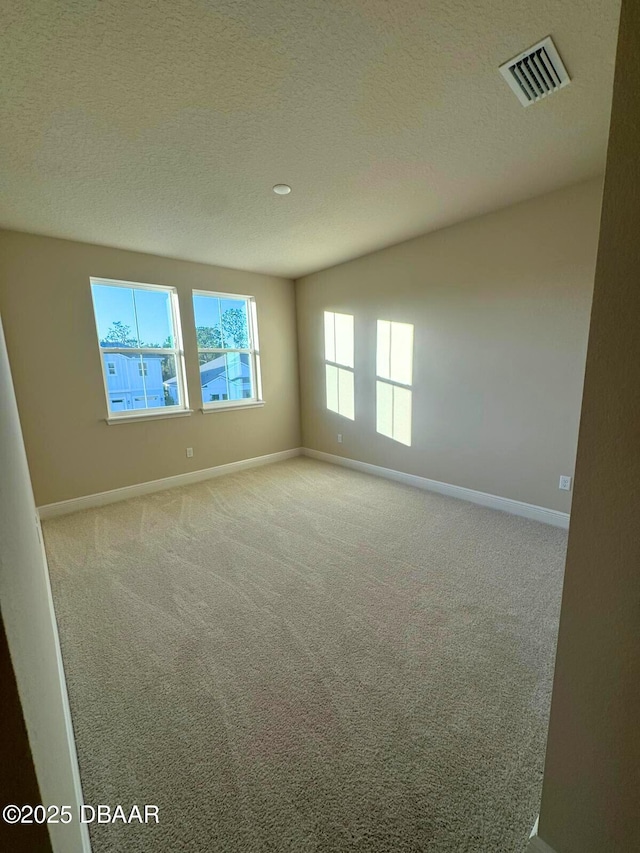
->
[200,401,265,414]
[91,277,190,422]
[105,406,193,426]
[193,290,263,410]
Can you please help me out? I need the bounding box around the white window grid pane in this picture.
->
[193,291,260,406]
[132,288,173,349]
[99,350,180,414]
[91,277,188,417]
[197,350,257,403]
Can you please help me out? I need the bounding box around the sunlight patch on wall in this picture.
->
[325,310,354,369]
[325,363,355,420]
[324,311,355,420]
[376,320,413,446]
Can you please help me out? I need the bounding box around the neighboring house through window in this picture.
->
[183,290,261,410]
[90,278,188,418]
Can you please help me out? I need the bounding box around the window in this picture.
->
[90,278,188,419]
[324,311,355,420]
[376,320,414,446]
[192,291,261,409]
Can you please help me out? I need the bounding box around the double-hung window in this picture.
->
[192,291,261,410]
[90,278,188,420]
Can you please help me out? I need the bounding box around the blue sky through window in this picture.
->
[193,295,249,348]
[92,283,174,347]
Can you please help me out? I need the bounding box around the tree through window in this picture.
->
[191,291,261,409]
[90,278,188,417]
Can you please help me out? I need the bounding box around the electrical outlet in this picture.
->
[559,475,572,491]
[337,434,343,443]
[186,447,194,458]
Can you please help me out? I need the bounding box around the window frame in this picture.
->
[192,289,262,412]
[90,277,190,423]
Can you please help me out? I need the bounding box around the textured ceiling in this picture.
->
[0,0,620,278]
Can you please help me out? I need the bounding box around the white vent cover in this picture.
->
[499,36,570,107]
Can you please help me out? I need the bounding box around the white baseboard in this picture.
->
[528,839,557,853]
[527,818,558,853]
[302,448,570,529]
[38,446,569,530]
[38,448,302,519]
[36,512,93,853]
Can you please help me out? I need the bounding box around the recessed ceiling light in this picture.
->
[273,184,291,195]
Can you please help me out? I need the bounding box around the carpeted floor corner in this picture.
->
[43,457,566,852]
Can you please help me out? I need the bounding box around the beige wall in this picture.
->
[296,179,603,512]
[0,316,87,853]
[538,1,640,851]
[0,231,300,506]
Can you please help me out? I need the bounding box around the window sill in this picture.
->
[200,401,265,414]
[105,408,194,425]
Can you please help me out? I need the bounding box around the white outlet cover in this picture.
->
[559,475,572,491]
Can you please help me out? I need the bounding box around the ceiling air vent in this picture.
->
[499,36,570,107]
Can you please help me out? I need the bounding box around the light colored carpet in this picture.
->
[44,457,566,853]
